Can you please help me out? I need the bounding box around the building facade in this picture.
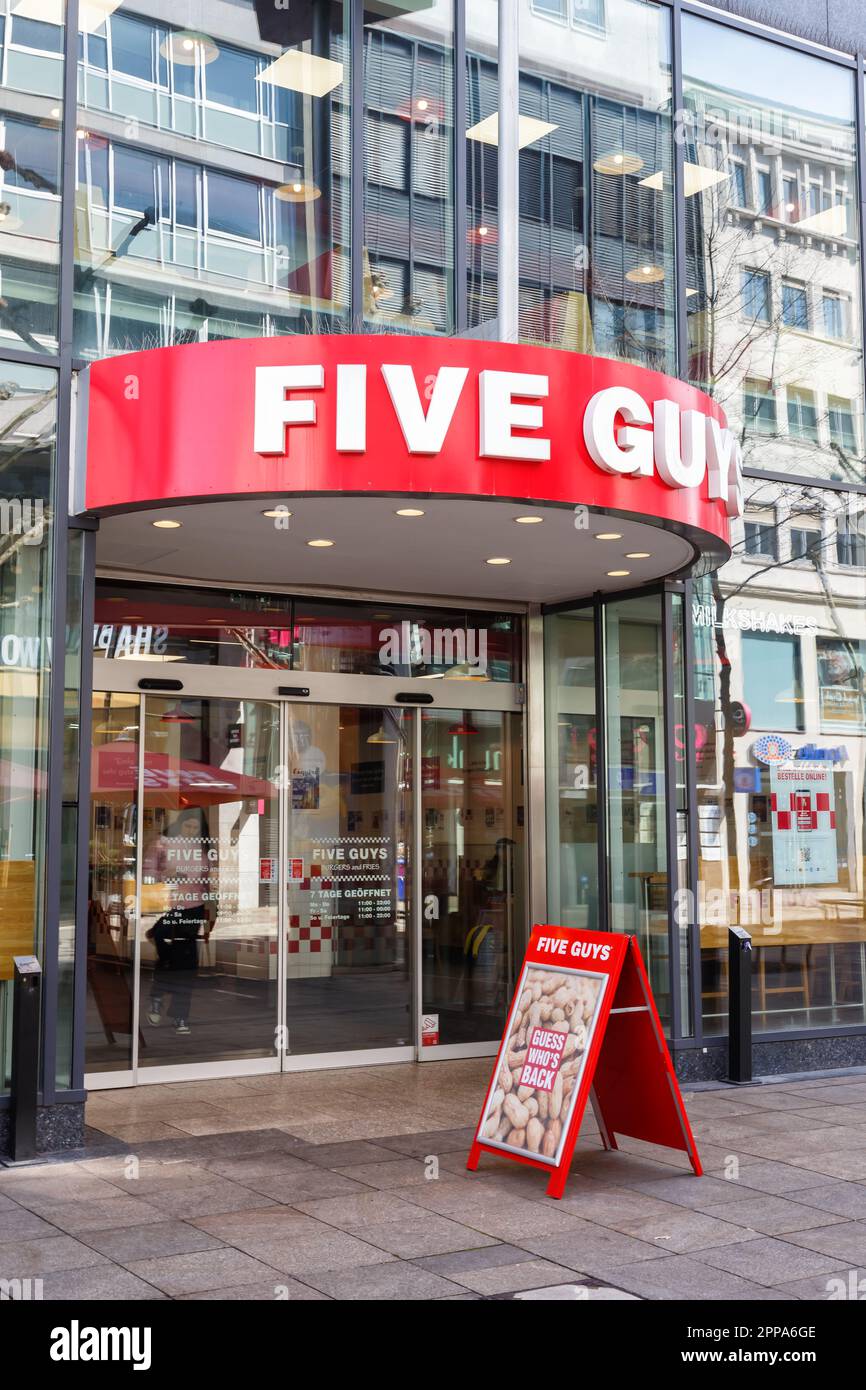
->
[0,0,864,1153]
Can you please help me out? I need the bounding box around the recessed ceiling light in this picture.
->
[594,532,622,540]
[514,515,543,524]
[416,99,429,112]
[395,508,425,517]
[486,556,511,565]
[262,507,292,518]
[607,569,631,577]
[307,538,334,547]
[625,551,651,559]
[152,519,181,529]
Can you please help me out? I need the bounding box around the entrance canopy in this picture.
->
[76,335,738,602]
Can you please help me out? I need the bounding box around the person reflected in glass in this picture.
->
[464,836,515,1005]
[143,808,214,1035]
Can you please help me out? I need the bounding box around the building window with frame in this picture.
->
[743,518,778,559]
[790,526,822,561]
[828,396,858,453]
[743,378,777,434]
[816,637,866,731]
[823,292,849,340]
[781,279,808,330]
[572,0,606,31]
[730,160,747,207]
[836,514,866,567]
[787,386,819,443]
[756,167,772,214]
[741,631,805,731]
[742,269,770,323]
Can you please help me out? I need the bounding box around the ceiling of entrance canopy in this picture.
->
[94,496,697,604]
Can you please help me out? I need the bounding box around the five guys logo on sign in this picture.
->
[253,362,743,517]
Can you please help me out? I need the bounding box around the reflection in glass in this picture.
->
[92,579,523,681]
[137,697,280,1068]
[683,17,865,483]
[86,691,138,1074]
[420,708,524,1046]
[364,3,454,334]
[604,593,671,1025]
[285,705,413,1054]
[545,607,599,929]
[695,480,866,1036]
[0,361,55,1092]
[74,0,350,357]
[0,106,62,353]
[517,0,675,368]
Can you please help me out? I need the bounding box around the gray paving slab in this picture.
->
[691,1236,850,1286]
[296,1260,464,1300]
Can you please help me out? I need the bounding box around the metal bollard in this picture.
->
[10,956,41,1162]
[727,927,753,1085]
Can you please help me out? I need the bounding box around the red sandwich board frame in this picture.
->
[467,925,701,1198]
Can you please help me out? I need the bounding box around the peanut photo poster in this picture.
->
[476,963,606,1166]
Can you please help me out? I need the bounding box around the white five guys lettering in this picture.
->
[252,364,743,517]
[535,935,612,962]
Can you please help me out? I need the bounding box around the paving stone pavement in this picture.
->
[2,1060,866,1301]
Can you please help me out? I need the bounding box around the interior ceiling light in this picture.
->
[160,31,219,65]
[625,263,665,284]
[514,515,543,524]
[262,507,292,518]
[367,723,397,745]
[594,532,622,540]
[607,569,631,577]
[13,0,122,35]
[395,508,425,516]
[152,519,181,529]
[257,49,344,98]
[625,551,651,559]
[593,150,643,176]
[275,177,321,204]
[306,538,334,547]
[639,163,727,196]
[794,204,847,237]
[485,556,511,565]
[466,112,558,150]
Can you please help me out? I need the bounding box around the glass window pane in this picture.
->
[604,593,672,1027]
[285,705,413,1055]
[363,6,455,335]
[0,113,62,353]
[694,480,865,1038]
[421,708,524,1047]
[684,18,865,484]
[545,608,599,930]
[74,1,351,356]
[517,0,674,371]
[0,362,56,1093]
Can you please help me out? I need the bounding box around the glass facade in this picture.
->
[2,1,866,1114]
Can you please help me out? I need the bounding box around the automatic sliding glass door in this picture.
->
[419,708,525,1051]
[283,704,414,1059]
[86,683,524,1083]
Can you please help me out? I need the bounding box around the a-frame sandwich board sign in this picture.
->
[467,925,702,1199]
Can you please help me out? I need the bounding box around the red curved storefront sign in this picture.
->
[78,335,739,549]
